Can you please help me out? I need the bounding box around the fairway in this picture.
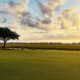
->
[0,50,80,80]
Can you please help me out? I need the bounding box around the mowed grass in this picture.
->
[0,50,80,80]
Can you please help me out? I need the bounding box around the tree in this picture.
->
[0,27,20,48]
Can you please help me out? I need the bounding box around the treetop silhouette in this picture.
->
[0,27,20,48]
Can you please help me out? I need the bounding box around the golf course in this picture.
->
[0,0,79,80]
[1,50,80,80]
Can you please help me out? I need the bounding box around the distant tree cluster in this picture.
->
[0,27,20,48]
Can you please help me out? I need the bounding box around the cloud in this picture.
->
[23,5,80,43]
[0,0,80,43]
[8,0,28,13]
[38,0,65,16]
[38,0,65,20]
[19,0,65,29]
[20,12,40,28]
[56,6,80,30]
[15,5,80,43]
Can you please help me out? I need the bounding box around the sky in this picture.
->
[0,0,80,43]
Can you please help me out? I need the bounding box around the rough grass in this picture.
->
[0,50,80,80]
[0,43,80,50]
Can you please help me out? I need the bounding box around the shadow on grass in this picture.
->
[0,47,80,51]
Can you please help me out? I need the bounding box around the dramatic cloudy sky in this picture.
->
[0,0,80,43]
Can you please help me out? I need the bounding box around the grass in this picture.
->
[0,50,80,80]
[1,43,80,50]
